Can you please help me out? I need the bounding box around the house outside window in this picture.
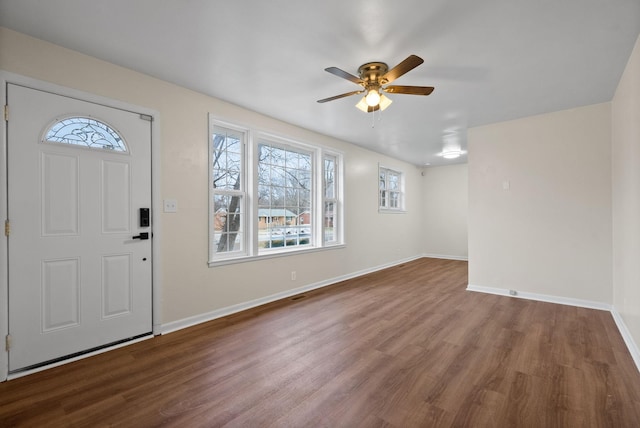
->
[209,116,344,265]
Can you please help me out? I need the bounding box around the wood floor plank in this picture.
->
[1,258,639,427]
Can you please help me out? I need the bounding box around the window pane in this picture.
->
[286,150,300,169]
[271,147,286,166]
[258,184,270,207]
[324,156,335,199]
[258,142,312,251]
[390,192,399,208]
[212,130,242,191]
[298,170,311,190]
[45,116,127,152]
[272,186,285,207]
[388,173,399,190]
[324,201,336,243]
[213,194,244,254]
[300,189,311,209]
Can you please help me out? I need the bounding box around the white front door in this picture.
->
[7,84,153,372]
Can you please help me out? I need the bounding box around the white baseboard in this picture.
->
[611,308,640,372]
[161,255,421,334]
[423,253,468,261]
[467,283,640,373]
[466,284,611,311]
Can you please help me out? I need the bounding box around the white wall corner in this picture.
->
[610,308,640,373]
[468,284,640,373]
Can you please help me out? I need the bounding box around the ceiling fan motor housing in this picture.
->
[358,62,389,86]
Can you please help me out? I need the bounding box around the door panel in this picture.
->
[42,258,80,331]
[102,253,132,317]
[102,160,131,233]
[7,84,152,372]
[42,152,79,235]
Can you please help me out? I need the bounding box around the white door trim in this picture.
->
[0,71,163,381]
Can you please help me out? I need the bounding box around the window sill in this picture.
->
[208,243,346,268]
[378,208,407,214]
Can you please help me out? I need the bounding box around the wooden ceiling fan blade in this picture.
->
[324,67,364,85]
[382,55,424,84]
[384,85,434,95]
[317,90,364,103]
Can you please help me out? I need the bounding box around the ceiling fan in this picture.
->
[317,55,434,113]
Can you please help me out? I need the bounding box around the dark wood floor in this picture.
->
[1,258,639,427]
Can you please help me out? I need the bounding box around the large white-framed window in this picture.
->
[379,165,405,212]
[209,115,344,265]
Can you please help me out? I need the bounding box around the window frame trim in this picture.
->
[208,118,250,261]
[254,132,316,254]
[208,117,345,267]
[378,164,407,213]
[321,152,343,246]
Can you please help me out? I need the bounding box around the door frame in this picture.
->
[0,71,163,381]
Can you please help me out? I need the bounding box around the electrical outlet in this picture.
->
[291,271,296,281]
[163,199,178,213]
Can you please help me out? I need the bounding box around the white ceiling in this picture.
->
[1,0,639,166]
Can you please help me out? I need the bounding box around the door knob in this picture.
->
[132,232,149,240]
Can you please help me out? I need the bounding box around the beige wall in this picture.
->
[422,164,468,259]
[468,103,612,303]
[0,28,426,326]
[612,34,640,347]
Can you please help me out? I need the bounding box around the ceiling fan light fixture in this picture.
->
[355,97,370,112]
[440,149,465,159]
[365,89,381,107]
[355,94,392,113]
[379,94,392,111]
[443,151,461,159]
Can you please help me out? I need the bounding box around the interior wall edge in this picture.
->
[468,284,640,373]
[611,308,640,373]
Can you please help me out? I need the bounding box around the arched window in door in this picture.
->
[43,116,128,152]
